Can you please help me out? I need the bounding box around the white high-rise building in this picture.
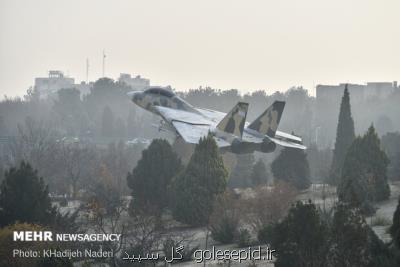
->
[34,71,75,98]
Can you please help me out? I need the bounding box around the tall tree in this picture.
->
[267,201,328,267]
[0,162,56,227]
[171,134,228,226]
[338,125,390,214]
[329,85,355,185]
[337,137,374,215]
[327,203,396,267]
[127,139,183,214]
[271,147,310,190]
[326,203,371,266]
[362,125,390,201]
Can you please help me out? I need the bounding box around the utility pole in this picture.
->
[102,50,106,77]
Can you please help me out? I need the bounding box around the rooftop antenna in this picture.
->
[86,58,89,83]
[102,50,106,77]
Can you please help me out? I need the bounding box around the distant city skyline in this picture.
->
[1,0,399,98]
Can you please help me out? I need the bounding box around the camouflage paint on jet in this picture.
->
[248,101,285,137]
[130,87,199,114]
[128,87,306,154]
[217,102,248,138]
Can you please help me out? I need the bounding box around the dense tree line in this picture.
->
[263,201,398,267]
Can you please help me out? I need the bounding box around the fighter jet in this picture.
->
[128,86,306,154]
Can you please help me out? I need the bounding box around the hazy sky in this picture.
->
[1,0,399,97]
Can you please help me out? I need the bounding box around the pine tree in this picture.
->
[250,159,269,186]
[171,134,228,226]
[271,147,310,190]
[0,162,57,227]
[329,85,355,185]
[127,139,182,214]
[337,137,374,215]
[327,203,396,267]
[338,125,390,214]
[268,201,328,267]
[362,125,390,201]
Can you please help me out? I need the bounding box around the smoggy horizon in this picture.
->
[1,0,399,98]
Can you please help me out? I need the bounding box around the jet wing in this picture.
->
[195,108,226,123]
[154,106,230,148]
[154,106,210,125]
[172,121,230,148]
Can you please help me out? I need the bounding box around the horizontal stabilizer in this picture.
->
[217,102,249,138]
[269,136,307,150]
[248,101,285,137]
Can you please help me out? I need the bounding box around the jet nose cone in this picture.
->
[127,91,136,98]
[127,91,144,104]
[127,91,138,100]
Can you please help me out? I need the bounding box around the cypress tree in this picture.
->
[127,139,183,214]
[171,134,228,226]
[329,85,355,185]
